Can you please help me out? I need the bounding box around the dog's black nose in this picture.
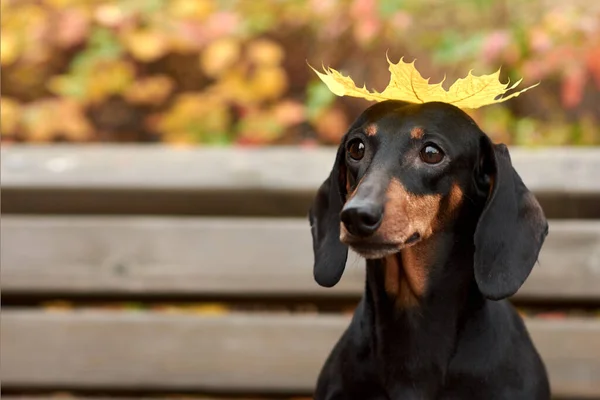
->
[341,200,383,237]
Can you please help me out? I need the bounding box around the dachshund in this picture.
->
[308,100,550,399]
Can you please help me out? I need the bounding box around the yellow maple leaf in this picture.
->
[309,56,539,109]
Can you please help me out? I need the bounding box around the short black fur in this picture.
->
[308,101,550,399]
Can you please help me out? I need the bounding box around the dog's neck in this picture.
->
[362,231,484,382]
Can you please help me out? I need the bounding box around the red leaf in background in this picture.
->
[314,107,348,144]
[205,11,240,40]
[522,59,548,82]
[172,12,239,53]
[586,46,600,88]
[172,21,208,51]
[300,138,319,148]
[390,11,412,31]
[482,30,510,63]
[350,0,380,44]
[561,66,587,109]
[535,312,567,320]
[235,137,262,147]
[354,17,380,44]
[273,100,306,126]
[55,9,90,49]
[350,0,376,17]
[322,14,350,40]
[528,27,552,53]
[310,0,337,16]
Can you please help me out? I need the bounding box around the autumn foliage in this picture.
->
[1,0,599,146]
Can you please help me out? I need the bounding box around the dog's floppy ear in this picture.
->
[308,140,348,287]
[474,137,548,300]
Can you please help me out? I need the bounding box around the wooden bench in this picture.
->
[2,145,600,399]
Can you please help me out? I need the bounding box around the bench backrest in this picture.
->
[2,145,600,399]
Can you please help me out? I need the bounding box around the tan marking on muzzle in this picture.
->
[365,123,378,136]
[379,178,442,244]
[410,127,424,139]
[379,181,467,308]
[447,183,464,214]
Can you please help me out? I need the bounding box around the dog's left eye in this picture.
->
[420,144,445,164]
[347,139,365,161]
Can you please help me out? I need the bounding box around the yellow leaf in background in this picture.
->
[94,4,126,27]
[168,0,214,20]
[237,109,285,143]
[0,97,22,136]
[45,0,83,8]
[149,303,229,315]
[158,93,231,144]
[87,60,135,103]
[247,38,284,66]
[1,30,20,65]
[123,29,168,62]
[273,100,306,126]
[188,303,229,316]
[250,66,288,100]
[199,37,241,78]
[22,99,93,142]
[124,75,175,105]
[310,56,539,109]
[42,301,73,312]
[207,68,256,104]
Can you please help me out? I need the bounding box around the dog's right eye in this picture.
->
[420,143,445,164]
[347,139,365,161]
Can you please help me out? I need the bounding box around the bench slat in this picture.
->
[2,311,599,398]
[2,146,600,218]
[2,146,600,194]
[2,217,599,300]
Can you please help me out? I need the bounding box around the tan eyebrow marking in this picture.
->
[410,127,424,139]
[365,123,378,136]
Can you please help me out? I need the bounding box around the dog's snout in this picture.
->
[341,200,383,237]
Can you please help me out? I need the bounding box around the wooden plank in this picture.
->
[1,311,599,398]
[2,217,599,300]
[0,216,361,298]
[2,146,599,218]
[2,146,599,194]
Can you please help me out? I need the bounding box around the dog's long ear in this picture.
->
[309,140,348,288]
[474,137,548,300]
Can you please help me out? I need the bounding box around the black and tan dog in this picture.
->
[308,100,550,399]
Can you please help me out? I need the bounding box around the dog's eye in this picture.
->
[347,139,365,161]
[419,144,444,164]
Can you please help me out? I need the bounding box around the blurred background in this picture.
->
[2,1,600,400]
[1,0,599,147]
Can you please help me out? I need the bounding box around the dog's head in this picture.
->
[309,100,548,300]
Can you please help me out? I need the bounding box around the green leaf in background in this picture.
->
[306,80,336,122]
[71,27,124,74]
[463,0,494,11]
[118,0,166,16]
[514,117,539,146]
[433,31,485,65]
[378,0,405,18]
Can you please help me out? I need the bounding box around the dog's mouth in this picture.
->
[343,232,421,259]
